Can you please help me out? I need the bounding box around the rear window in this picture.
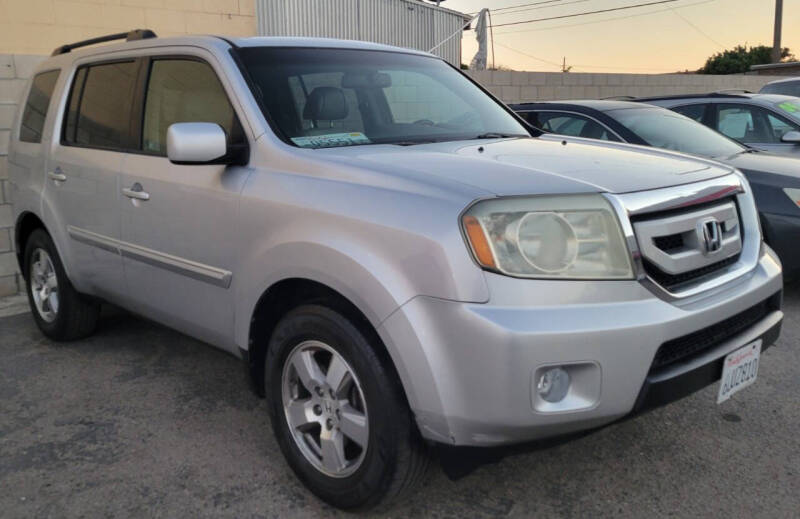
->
[19,70,60,143]
[63,61,139,150]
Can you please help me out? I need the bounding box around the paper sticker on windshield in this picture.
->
[777,101,800,114]
[291,132,371,148]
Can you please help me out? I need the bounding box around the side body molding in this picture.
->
[67,225,233,288]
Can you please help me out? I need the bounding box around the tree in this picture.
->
[699,45,794,74]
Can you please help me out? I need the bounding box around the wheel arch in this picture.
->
[245,278,412,413]
[14,211,48,277]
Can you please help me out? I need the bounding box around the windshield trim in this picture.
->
[231,45,538,150]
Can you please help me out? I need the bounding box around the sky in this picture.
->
[443,0,799,73]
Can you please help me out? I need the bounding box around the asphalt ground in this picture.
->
[1,284,798,518]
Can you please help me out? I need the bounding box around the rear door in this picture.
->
[119,54,251,350]
[45,59,141,300]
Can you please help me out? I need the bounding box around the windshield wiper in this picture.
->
[474,132,527,139]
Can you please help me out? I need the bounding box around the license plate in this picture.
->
[717,340,762,404]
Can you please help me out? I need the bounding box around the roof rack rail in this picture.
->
[51,29,157,56]
[602,95,638,100]
[715,89,753,94]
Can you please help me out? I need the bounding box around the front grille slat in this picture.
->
[651,298,771,372]
[643,255,740,290]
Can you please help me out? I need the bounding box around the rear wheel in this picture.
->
[265,304,428,510]
[23,229,99,340]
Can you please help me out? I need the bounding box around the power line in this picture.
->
[668,6,725,48]
[493,41,563,69]
[490,0,593,18]
[489,0,682,28]
[466,0,563,16]
[493,0,718,35]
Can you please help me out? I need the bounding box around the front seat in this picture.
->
[303,86,349,135]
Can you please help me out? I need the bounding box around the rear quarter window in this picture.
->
[19,70,60,143]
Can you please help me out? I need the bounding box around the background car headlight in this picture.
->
[462,194,633,279]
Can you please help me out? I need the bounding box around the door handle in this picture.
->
[122,183,150,201]
[48,167,67,182]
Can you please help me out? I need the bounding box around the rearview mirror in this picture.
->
[167,122,246,165]
[781,130,800,144]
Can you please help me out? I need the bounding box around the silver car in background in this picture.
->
[8,32,784,510]
[641,91,800,156]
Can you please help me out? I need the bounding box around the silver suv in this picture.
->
[8,31,784,510]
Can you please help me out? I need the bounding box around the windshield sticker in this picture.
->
[291,132,371,148]
[777,101,800,114]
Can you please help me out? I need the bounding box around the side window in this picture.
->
[531,112,618,141]
[766,111,799,141]
[19,70,60,143]
[716,104,796,144]
[142,59,244,155]
[672,104,707,122]
[63,61,139,150]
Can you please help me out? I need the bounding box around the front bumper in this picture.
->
[379,247,783,446]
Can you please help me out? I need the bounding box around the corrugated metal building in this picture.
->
[256,0,472,66]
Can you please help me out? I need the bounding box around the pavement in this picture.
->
[1,284,798,518]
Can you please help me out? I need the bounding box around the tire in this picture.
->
[23,229,100,341]
[265,304,428,511]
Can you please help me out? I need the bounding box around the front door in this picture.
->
[119,56,251,350]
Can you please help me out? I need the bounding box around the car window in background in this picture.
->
[609,107,744,158]
[672,104,707,122]
[63,61,139,150]
[19,70,60,143]
[760,81,800,97]
[522,111,619,141]
[717,104,799,143]
[238,47,529,148]
[143,59,243,155]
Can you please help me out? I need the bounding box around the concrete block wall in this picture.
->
[1,56,46,295]
[465,70,782,103]
[0,0,257,55]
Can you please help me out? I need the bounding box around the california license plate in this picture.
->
[717,340,762,404]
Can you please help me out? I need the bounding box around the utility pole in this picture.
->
[772,0,783,63]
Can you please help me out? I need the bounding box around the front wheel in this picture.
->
[23,229,99,340]
[265,305,428,510]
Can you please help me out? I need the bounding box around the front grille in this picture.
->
[650,298,772,372]
[643,254,740,290]
[632,198,743,292]
[653,233,684,253]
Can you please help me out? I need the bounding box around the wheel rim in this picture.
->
[29,248,59,323]
[281,340,369,478]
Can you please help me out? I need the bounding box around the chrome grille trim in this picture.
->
[604,173,762,302]
[633,201,742,275]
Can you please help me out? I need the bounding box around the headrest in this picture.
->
[303,87,348,121]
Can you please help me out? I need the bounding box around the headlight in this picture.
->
[462,194,633,279]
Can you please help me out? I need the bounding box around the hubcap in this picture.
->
[281,340,369,478]
[29,248,59,323]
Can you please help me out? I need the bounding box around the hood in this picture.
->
[314,137,734,197]
[723,151,800,181]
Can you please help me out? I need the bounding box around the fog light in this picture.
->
[537,367,570,403]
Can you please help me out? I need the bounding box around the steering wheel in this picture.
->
[412,119,436,126]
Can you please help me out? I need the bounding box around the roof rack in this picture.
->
[715,89,753,94]
[602,95,637,100]
[51,29,157,56]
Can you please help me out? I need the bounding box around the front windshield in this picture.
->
[238,47,529,148]
[761,82,800,97]
[608,107,745,158]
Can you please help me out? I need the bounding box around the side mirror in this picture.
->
[167,122,247,165]
[781,130,800,144]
